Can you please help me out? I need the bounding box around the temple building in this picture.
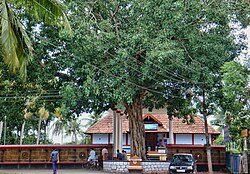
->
[85,109,220,153]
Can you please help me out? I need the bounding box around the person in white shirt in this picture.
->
[88,148,96,161]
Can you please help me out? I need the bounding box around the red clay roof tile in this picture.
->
[85,111,219,134]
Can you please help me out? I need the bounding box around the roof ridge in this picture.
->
[143,113,163,125]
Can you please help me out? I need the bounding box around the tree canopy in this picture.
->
[0,0,249,158]
[43,0,250,158]
[212,61,249,145]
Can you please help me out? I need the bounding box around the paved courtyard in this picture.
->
[0,169,106,174]
[0,169,230,174]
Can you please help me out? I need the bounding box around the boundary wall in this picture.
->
[0,144,112,169]
[103,161,169,173]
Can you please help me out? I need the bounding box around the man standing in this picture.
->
[51,148,59,174]
[102,147,108,160]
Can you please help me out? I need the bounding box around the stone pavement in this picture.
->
[0,169,230,174]
[0,169,109,174]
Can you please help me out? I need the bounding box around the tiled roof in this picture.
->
[85,111,220,134]
[143,114,163,125]
[154,114,220,134]
[85,111,129,134]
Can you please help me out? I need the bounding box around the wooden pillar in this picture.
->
[126,133,129,145]
[192,134,194,145]
[90,134,93,144]
[174,134,176,144]
[161,133,164,147]
[108,133,111,144]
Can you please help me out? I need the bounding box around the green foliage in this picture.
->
[213,134,225,145]
[2,0,248,148]
[220,61,249,141]
[54,0,249,117]
[0,0,71,80]
[211,60,249,149]
[0,39,62,144]
[41,0,249,156]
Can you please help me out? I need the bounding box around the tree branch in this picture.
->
[109,6,120,42]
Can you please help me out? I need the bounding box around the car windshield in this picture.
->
[172,155,193,162]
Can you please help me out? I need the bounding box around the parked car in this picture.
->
[169,153,197,174]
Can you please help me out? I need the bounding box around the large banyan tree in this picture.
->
[48,0,249,160]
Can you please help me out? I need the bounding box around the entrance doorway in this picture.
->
[145,133,157,151]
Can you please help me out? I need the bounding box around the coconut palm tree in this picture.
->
[52,118,66,144]
[20,97,38,144]
[51,107,67,144]
[0,0,71,80]
[37,106,49,144]
[64,118,84,144]
[84,112,103,128]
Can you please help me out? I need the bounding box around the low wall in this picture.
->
[0,144,112,169]
[103,161,169,173]
[166,144,226,171]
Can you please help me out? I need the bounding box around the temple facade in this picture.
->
[85,109,220,153]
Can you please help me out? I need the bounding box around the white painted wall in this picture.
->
[126,134,130,145]
[92,133,212,145]
[92,134,108,144]
[194,134,211,145]
[92,133,130,145]
[176,134,192,144]
[123,134,126,145]
[110,134,113,144]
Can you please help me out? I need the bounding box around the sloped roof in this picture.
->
[85,111,129,134]
[143,114,163,125]
[85,111,220,134]
[155,114,219,134]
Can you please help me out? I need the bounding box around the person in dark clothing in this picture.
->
[122,150,128,161]
[117,149,122,160]
[51,148,59,174]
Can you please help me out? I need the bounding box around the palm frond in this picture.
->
[1,2,20,71]
[23,0,72,33]
[17,19,34,80]
[1,1,34,79]
[52,119,65,136]
[1,0,71,80]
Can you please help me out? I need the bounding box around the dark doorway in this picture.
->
[145,133,157,151]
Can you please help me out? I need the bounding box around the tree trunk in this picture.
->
[43,121,47,144]
[36,115,42,144]
[203,82,213,174]
[20,121,25,145]
[61,129,64,144]
[124,95,147,160]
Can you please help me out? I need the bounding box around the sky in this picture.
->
[240,26,250,63]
